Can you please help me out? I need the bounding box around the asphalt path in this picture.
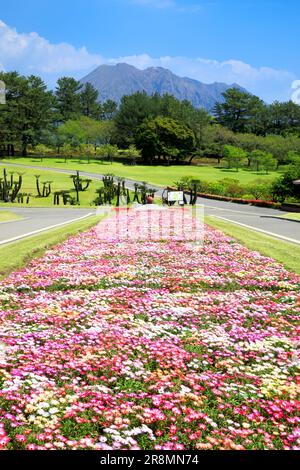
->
[0,161,299,245]
[0,207,94,245]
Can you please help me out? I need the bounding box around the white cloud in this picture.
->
[0,20,296,102]
[0,20,102,80]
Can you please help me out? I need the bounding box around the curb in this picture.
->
[260,216,300,224]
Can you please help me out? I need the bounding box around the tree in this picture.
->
[214,88,267,134]
[100,100,118,120]
[201,125,237,163]
[81,143,96,163]
[187,109,211,163]
[235,133,263,165]
[122,145,141,165]
[60,142,74,163]
[260,135,290,168]
[245,150,277,174]
[271,163,300,202]
[260,153,277,174]
[267,101,300,135]
[80,83,100,118]
[245,179,272,200]
[58,119,86,147]
[223,145,247,171]
[114,92,154,146]
[57,117,115,153]
[55,77,82,121]
[136,116,195,164]
[0,72,54,156]
[40,129,66,155]
[34,144,53,162]
[96,144,119,164]
[286,151,300,165]
[94,120,115,145]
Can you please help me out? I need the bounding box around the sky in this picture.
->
[0,0,299,103]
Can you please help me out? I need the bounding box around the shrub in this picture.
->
[219,178,244,198]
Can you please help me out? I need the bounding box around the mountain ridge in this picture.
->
[80,63,244,111]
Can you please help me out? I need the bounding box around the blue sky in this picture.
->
[0,0,299,102]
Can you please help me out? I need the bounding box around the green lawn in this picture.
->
[0,165,103,208]
[0,211,22,223]
[1,157,281,187]
[279,213,300,221]
[0,215,101,279]
[205,215,300,275]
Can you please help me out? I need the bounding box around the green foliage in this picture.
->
[1,69,300,170]
[55,77,83,121]
[0,71,55,156]
[214,88,267,134]
[200,125,237,163]
[114,91,155,146]
[245,180,272,200]
[100,100,118,120]
[58,117,115,152]
[175,175,273,201]
[271,163,300,202]
[34,144,53,160]
[260,153,277,174]
[223,145,247,171]
[214,89,300,137]
[58,120,86,147]
[267,101,300,135]
[121,145,141,165]
[287,151,300,165]
[249,150,277,173]
[114,91,210,152]
[136,116,195,163]
[80,83,100,119]
[95,144,119,163]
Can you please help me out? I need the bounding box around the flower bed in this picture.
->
[0,210,299,450]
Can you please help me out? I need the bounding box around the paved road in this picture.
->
[0,161,299,245]
[0,207,94,245]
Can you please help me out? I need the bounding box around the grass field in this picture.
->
[205,215,300,275]
[0,165,102,208]
[0,215,101,278]
[0,211,22,223]
[279,212,300,221]
[1,157,281,187]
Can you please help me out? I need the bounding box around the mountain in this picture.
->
[79,63,244,111]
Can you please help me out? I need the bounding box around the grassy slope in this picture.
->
[0,215,101,279]
[1,157,280,187]
[0,166,102,208]
[279,213,300,221]
[205,215,300,275]
[0,211,22,223]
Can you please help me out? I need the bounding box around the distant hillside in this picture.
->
[80,63,244,111]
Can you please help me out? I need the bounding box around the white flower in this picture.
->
[37,409,49,417]
[38,402,50,409]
